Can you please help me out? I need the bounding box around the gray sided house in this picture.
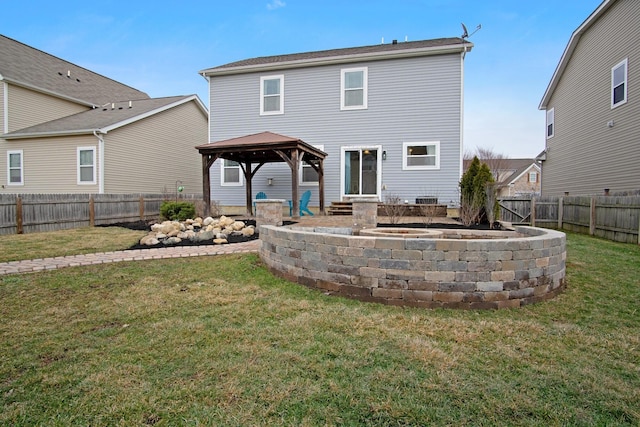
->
[200,37,472,212]
[539,0,640,196]
[0,35,207,195]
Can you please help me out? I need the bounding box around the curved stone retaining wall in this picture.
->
[259,225,566,309]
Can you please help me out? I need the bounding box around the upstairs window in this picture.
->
[529,171,538,183]
[612,58,628,108]
[8,150,23,185]
[260,75,284,115]
[546,108,554,139]
[77,147,96,185]
[221,159,242,186]
[402,142,440,170]
[341,67,368,110]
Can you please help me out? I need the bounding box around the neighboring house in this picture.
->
[538,0,640,196]
[463,158,541,197]
[1,35,207,194]
[199,37,472,211]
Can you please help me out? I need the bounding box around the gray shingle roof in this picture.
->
[0,34,149,106]
[3,95,196,139]
[201,37,469,75]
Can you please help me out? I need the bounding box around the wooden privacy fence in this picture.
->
[499,195,640,244]
[0,193,203,235]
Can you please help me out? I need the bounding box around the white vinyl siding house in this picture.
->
[201,38,471,210]
[538,0,640,196]
[1,35,208,195]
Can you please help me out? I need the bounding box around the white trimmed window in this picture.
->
[260,75,284,115]
[7,150,23,185]
[77,147,96,185]
[300,144,324,186]
[612,58,628,108]
[546,108,554,139]
[529,171,538,183]
[402,142,440,170]
[341,67,368,110]
[221,159,243,186]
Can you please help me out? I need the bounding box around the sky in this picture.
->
[3,0,603,158]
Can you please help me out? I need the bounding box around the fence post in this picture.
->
[89,196,95,227]
[16,196,23,234]
[557,197,564,230]
[530,198,536,227]
[590,197,596,236]
[139,195,145,220]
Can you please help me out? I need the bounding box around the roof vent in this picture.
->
[67,70,71,78]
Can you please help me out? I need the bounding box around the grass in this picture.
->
[0,227,146,263]
[0,231,639,425]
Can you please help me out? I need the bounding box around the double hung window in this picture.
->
[546,108,554,139]
[7,150,23,185]
[341,67,368,110]
[260,75,284,115]
[612,58,628,108]
[77,147,96,184]
[221,159,242,186]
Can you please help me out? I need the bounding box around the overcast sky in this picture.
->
[3,0,603,158]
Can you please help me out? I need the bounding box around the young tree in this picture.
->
[459,156,495,225]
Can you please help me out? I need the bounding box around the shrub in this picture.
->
[459,156,495,224]
[160,201,196,221]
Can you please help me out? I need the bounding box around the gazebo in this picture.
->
[195,131,327,218]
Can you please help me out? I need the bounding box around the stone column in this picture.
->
[256,199,284,229]
[352,199,378,234]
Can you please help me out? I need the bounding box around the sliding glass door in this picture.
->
[341,146,381,200]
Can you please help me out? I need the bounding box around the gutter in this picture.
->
[201,43,472,77]
[93,130,105,194]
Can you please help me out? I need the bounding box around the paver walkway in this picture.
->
[0,240,260,276]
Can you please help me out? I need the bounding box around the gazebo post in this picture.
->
[291,149,300,219]
[202,154,213,216]
[244,160,253,216]
[318,160,325,215]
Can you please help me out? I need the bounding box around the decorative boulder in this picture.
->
[162,237,182,246]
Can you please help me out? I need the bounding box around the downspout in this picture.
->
[459,45,467,187]
[93,130,105,194]
[3,82,8,133]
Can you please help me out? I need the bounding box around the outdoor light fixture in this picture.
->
[175,180,184,202]
[267,178,274,186]
[382,150,387,160]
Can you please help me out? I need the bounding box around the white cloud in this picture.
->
[266,0,286,10]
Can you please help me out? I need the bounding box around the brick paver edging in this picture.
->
[0,240,261,276]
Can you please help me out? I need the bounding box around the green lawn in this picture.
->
[0,227,146,263]
[0,232,639,426]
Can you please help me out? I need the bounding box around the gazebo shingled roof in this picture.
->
[195,131,327,218]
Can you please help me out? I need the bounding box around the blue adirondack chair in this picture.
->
[287,190,314,216]
[253,191,267,214]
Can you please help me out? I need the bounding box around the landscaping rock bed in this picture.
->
[104,216,260,249]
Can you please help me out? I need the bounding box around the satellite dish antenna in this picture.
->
[461,23,482,39]
[461,23,469,39]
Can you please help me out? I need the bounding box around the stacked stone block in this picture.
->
[259,225,566,309]
[255,199,284,229]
